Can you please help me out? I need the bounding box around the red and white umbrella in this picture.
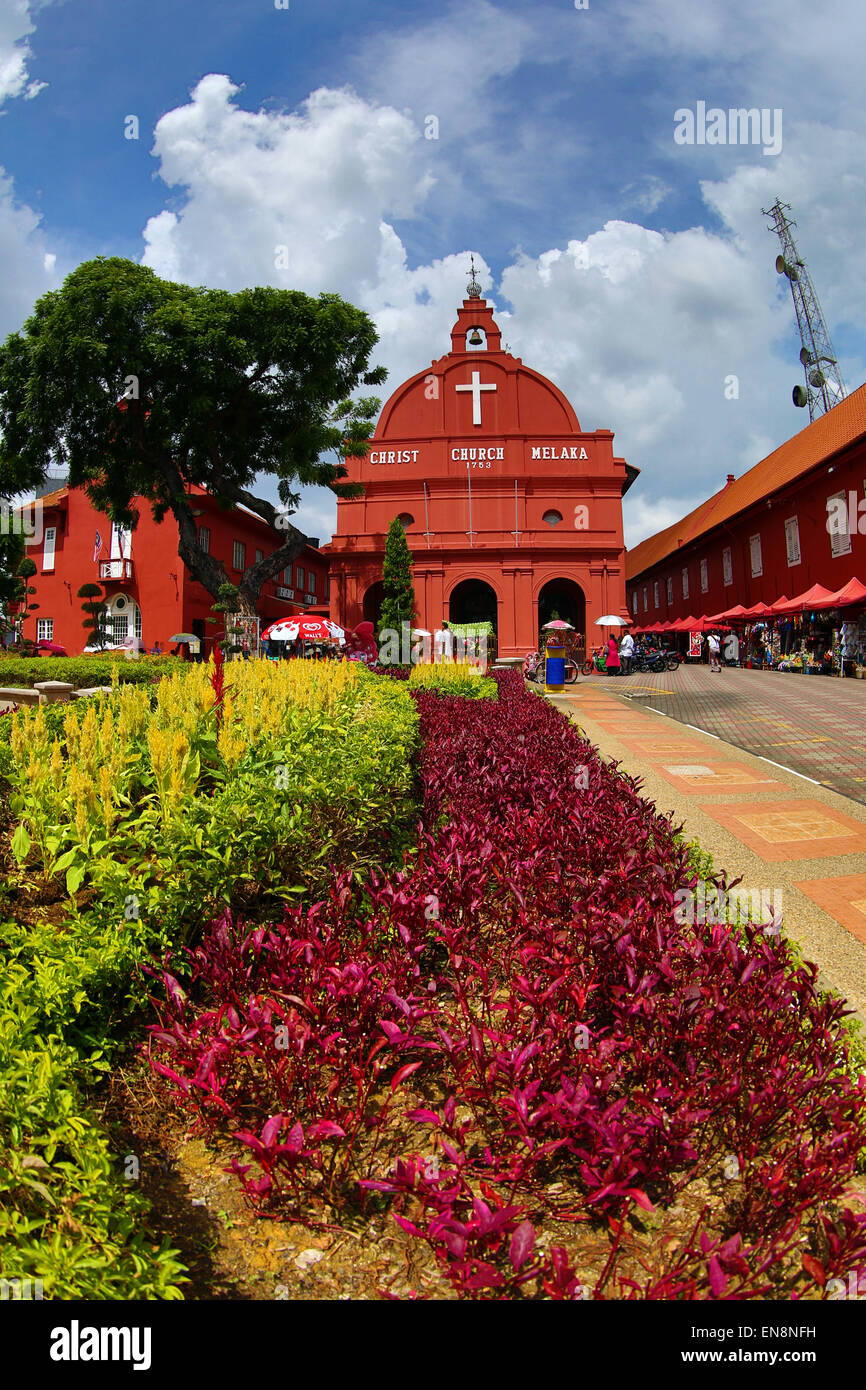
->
[262,617,345,642]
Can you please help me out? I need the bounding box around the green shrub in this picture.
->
[0,655,183,690]
[0,982,185,1299]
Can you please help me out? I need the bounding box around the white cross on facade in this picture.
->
[456,370,497,426]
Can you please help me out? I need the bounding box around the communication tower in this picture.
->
[763,198,846,421]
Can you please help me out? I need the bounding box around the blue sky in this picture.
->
[2,0,865,546]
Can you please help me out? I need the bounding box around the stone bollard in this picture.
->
[33,681,75,705]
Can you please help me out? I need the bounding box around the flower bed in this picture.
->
[408,659,497,699]
[149,669,866,1300]
[0,659,419,1298]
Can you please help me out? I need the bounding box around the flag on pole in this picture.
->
[93,531,102,562]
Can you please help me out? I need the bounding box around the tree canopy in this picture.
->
[0,257,386,608]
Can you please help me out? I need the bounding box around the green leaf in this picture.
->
[66,864,86,896]
[11,823,31,862]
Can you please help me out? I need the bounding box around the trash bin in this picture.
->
[545,637,567,692]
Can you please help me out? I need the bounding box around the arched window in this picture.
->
[396,513,415,528]
[542,509,563,527]
[101,593,143,644]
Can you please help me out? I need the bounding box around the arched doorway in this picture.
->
[537,578,586,653]
[449,578,498,631]
[362,581,384,627]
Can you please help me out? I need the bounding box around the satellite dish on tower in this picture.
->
[799,347,813,365]
[792,385,809,408]
[775,254,787,274]
[809,369,826,388]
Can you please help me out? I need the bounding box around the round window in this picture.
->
[397,513,415,528]
[542,510,563,527]
[115,596,127,610]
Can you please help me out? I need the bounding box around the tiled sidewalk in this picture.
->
[547,681,866,1022]
[586,663,866,804]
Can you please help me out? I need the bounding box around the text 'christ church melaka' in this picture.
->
[324,266,637,659]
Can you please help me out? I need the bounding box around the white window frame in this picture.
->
[198,526,211,554]
[784,516,801,568]
[666,576,673,604]
[296,565,305,590]
[749,533,763,578]
[700,558,708,593]
[232,540,246,572]
[37,618,54,642]
[642,586,648,612]
[722,547,733,587]
[681,567,689,600]
[828,491,852,558]
[110,522,132,560]
[42,525,56,571]
[308,570,316,595]
[255,548,264,565]
[653,581,659,609]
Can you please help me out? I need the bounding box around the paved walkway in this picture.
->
[589,662,866,805]
[547,677,866,1024]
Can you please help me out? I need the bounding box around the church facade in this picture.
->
[325,274,636,658]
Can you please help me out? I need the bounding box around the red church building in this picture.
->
[14,481,329,655]
[625,385,866,624]
[325,269,636,658]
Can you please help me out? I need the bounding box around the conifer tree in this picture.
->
[378,517,416,647]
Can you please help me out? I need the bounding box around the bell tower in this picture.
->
[450,256,503,355]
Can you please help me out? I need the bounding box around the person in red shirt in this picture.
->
[606,634,621,676]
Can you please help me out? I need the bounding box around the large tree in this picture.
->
[378,517,416,641]
[0,258,385,612]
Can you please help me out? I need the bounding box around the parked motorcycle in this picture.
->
[581,645,607,676]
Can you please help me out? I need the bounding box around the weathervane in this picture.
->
[466,254,482,300]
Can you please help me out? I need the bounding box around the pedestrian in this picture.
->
[707,631,721,672]
[619,629,634,676]
[606,634,621,676]
[434,620,454,663]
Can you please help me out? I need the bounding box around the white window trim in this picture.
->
[722,547,733,587]
[828,491,852,558]
[42,525,56,571]
[749,533,763,578]
[784,516,801,568]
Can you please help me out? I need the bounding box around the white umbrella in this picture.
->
[542,620,574,630]
[595,615,631,627]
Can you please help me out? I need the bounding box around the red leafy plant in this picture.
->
[148,670,866,1298]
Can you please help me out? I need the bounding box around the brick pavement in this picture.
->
[582,662,866,805]
[546,678,866,1022]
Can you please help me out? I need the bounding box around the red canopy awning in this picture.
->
[708,604,750,622]
[668,614,701,632]
[811,576,866,610]
[743,600,783,618]
[770,584,835,616]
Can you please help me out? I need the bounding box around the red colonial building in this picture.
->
[325,276,636,658]
[15,481,329,655]
[626,385,866,623]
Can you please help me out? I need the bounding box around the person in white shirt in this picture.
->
[619,631,635,676]
[434,621,454,663]
[707,632,721,672]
